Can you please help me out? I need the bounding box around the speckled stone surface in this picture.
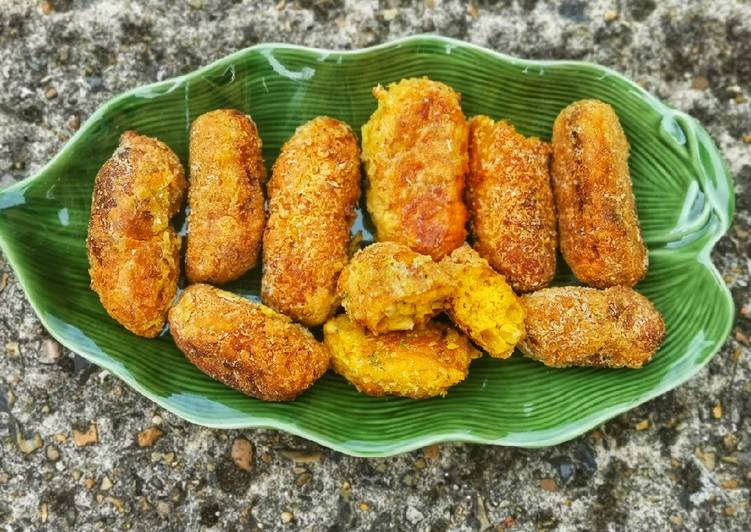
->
[1,1,750,530]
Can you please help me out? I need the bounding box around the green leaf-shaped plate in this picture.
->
[0,36,734,457]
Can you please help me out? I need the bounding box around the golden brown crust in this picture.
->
[551,100,648,288]
[186,109,266,284]
[87,131,186,337]
[323,314,479,399]
[168,284,330,401]
[467,116,557,292]
[519,286,665,368]
[361,77,469,260]
[440,245,526,359]
[261,116,361,326]
[337,241,453,335]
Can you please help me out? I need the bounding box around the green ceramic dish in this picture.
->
[0,36,734,457]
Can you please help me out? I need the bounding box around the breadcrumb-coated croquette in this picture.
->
[467,116,557,292]
[337,241,453,335]
[262,116,361,326]
[323,314,479,399]
[361,77,469,260]
[519,286,665,368]
[186,109,266,284]
[168,284,330,401]
[440,245,525,359]
[87,131,186,338]
[551,99,648,288]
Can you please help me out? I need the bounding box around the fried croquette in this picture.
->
[168,284,330,401]
[261,116,361,326]
[519,286,665,368]
[361,77,469,260]
[440,245,526,359]
[551,99,648,288]
[323,314,479,399]
[186,109,266,284]
[337,241,453,335]
[87,131,186,337]
[467,116,557,292]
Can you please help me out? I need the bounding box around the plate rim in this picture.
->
[0,34,736,457]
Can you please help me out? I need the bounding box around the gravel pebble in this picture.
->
[37,339,61,364]
[45,445,60,461]
[137,426,164,448]
[231,437,253,472]
[405,505,424,524]
[16,432,42,454]
[539,478,559,492]
[72,423,98,447]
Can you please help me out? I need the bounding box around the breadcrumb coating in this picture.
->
[262,116,361,326]
[186,109,266,284]
[87,131,186,337]
[169,284,330,401]
[551,99,648,288]
[440,245,526,359]
[519,286,665,368]
[467,116,557,292]
[323,314,479,399]
[361,77,468,260]
[337,241,453,335]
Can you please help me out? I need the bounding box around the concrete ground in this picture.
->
[1,0,750,530]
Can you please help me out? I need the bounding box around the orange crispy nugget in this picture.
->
[262,117,361,326]
[519,286,665,368]
[87,131,186,337]
[337,241,453,335]
[362,77,469,260]
[551,99,648,288]
[440,245,526,359]
[323,314,479,399]
[186,109,266,284]
[169,284,330,401]
[468,116,557,292]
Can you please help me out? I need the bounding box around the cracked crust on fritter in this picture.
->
[440,245,526,359]
[337,241,453,335]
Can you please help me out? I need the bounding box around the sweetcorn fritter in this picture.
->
[519,285,665,368]
[440,245,526,359]
[551,99,648,288]
[337,241,453,335]
[323,314,479,399]
[185,109,266,284]
[87,131,186,338]
[169,284,330,401]
[361,77,469,260]
[261,116,361,327]
[467,115,557,292]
